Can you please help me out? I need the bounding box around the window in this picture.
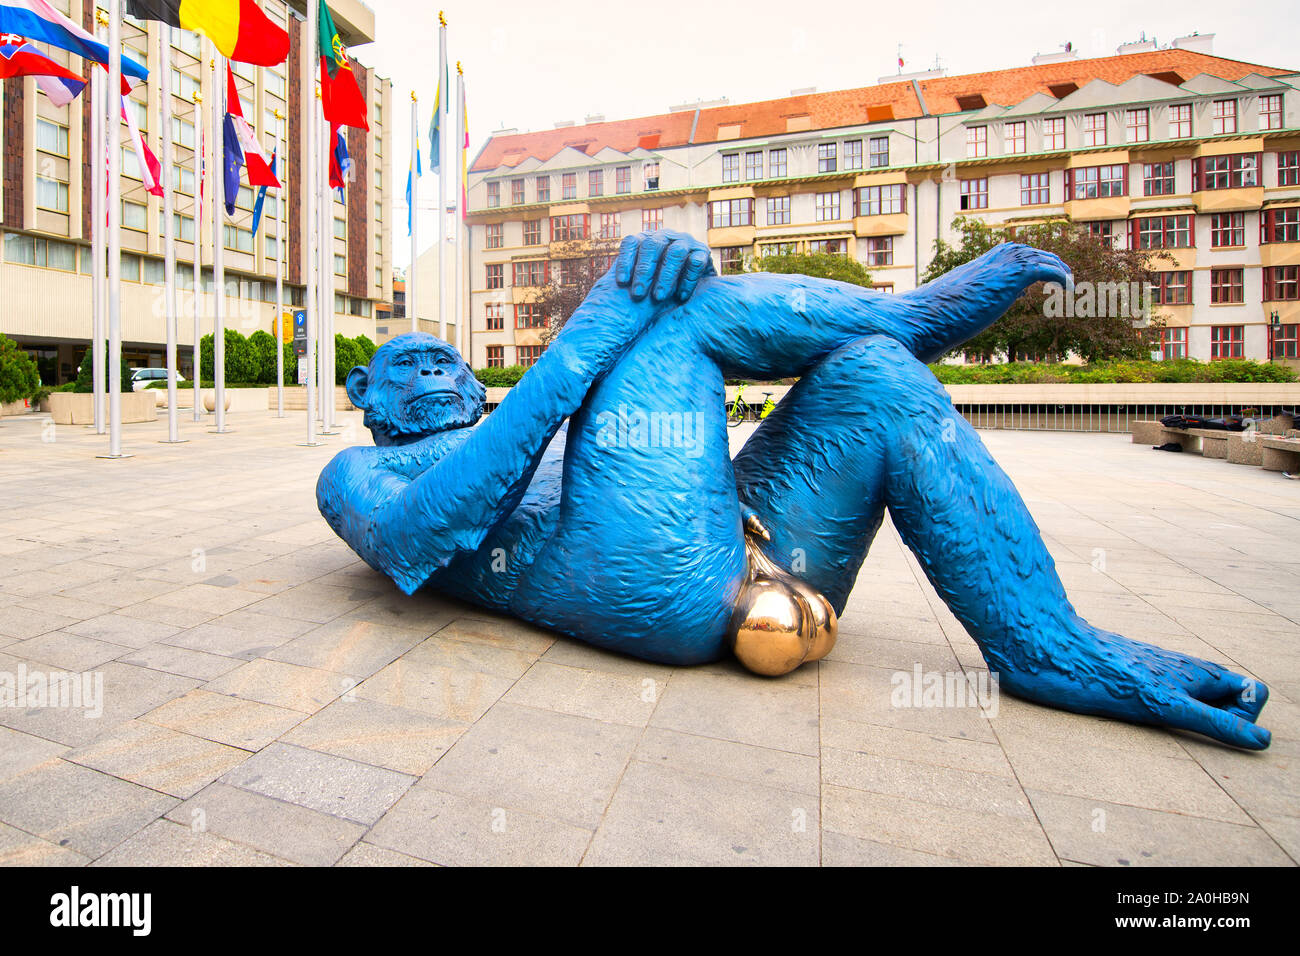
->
[808,238,847,255]
[512,260,548,287]
[1210,269,1244,305]
[959,178,988,210]
[1125,108,1149,143]
[818,143,837,172]
[35,176,69,212]
[768,148,787,178]
[3,234,78,271]
[642,208,663,231]
[1066,164,1126,200]
[122,200,147,231]
[1169,104,1192,139]
[855,184,905,216]
[1083,113,1107,147]
[1211,324,1244,358]
[1212,99,1237,136]
[1263,266,1300,301]
[561,173,577,200]
[1271,323,1299,358]
[1210,213,1245,248]
[1020,172,1049,205]
[586,169,603,197]
[522,220,542,245]
[486,345,504,368]
[719,247,744,275]
[759,241,796,257]
[722,153,740,183]
[486,181,500,208]
[843,140,863,171]
[550,213,588,240]
[1005,121,1026,154]
[966,126,987,158]
[1043,117,1065,150]
[598,212,620,240]
[536,176,551,202]
[35,119,68,156]
[265,70,285,99]
[613,166,631,195]
[1082,221,1114,245]
[517,345,543,368]
[514,303,546,328]
[707,198,753,228]
[485,263,503,289]
[868,136,889,168]
[1152,271,1191,306]
[1132,215,1192,249]
[814,191,841,221]
[1261,207,1300,243]
[1193,153,1260,190]
[511,178,525,204]
[172,116,195,149]
[333,216,346,239]
[743,151,763,180]
[766,196,790,225]
[1156,326,1187,359]
[485,303,504,331]
[485,223,503,249]
[1278,151,1300,187]
[866,236,893,266]
[1143,162,1175,196]
[1261,94,1283,131]
[644,162,660,190]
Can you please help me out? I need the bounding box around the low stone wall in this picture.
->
[267,386,356,412]
[46,391,156,425]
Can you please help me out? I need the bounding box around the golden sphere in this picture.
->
[729,576,815,676]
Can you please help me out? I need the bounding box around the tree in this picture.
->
[334,333,361,385]
[921,217,1171,363]
[248,330,280,385]
[747,250,875,288]
[0,334,39,404]
[73,343,132,394]
[199,329,257,383]
[536,237,624,347]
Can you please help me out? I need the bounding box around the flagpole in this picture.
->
[191,89,203,422]
[436,11,446,341]
[319,112,336,434]
[455,64,464,359]
[274,107,285,418]
[300,0,319,448]
[409,90,417,334]
[159,23,183,443]
[99,0,125,459]
[91,14,106,435]
[208,50,227,432]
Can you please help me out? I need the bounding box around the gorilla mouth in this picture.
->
[410,392,461,408]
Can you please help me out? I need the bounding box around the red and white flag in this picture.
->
[225,64,279,188]
[120,94,163,197]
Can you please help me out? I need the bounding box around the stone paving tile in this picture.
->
[817,660,998,743]
[116,643,245,682]
[266,618,433,679]
[201,658,351,714]
[8,631,129,670]
[0,821,92,866]
[219,743,413,825]
[91,819,293,866]
[166,783,364,866]
[66,719,249,798]
[634,726,820,796]
[280,698,467,776]
[352,656,517,723]
[502,661,659,727]
[244,582,378,625]
[0,727,67,781]
[337,841,436,867]
[820,716,1013,777]
[821,830,967,866]
[649,667,821,756]
[62,613,182,649]
[141,689,306,751]
[0,605,79,640]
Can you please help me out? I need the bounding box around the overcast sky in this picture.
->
[356,0,1300,267]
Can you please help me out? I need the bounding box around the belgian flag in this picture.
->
[318,0,367,130]
[125,0,289,67]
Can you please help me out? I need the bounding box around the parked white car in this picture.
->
[130,368,186,391]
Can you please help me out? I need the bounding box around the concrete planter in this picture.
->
[46,391,156,425]
[0,399,30,417]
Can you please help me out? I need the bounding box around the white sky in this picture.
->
[357,0,1300,267]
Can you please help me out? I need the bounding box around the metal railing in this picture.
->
[952,404,1297,434]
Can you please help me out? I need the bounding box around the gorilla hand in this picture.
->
[614,230,715,305]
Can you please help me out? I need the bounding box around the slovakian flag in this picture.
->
[225,64,280,188]
[0,32,86,106]
[0,0,148,84]
[329,124,351,197]
[249,148,275,236]
[318,0,366,130]
[125,0,288,67]
[121,96,164,197]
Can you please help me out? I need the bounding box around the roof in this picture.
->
[472,48,1292,172]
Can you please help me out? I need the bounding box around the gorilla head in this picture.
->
[345,333,486,446]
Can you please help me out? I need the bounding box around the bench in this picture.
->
[1259,436,1300,473]
[1129,421,1230,454]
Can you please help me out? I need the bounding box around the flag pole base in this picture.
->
[159,439,190,444]
[208,428,235,434]
[296,441,324,447]
[95,453,134,460]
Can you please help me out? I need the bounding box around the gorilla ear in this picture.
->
[344,365,371,411]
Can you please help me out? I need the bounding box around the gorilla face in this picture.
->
[346,333,486,445]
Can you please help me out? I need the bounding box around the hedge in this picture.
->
[927,359,1297,385]
[197,329,376,385]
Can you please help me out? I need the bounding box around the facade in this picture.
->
[0,0,392,384]
[465,37,1300,369]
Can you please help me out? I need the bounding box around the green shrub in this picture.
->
[248,330,280,384]
[73,343,133,394]
[199,329,258,384]
[927,359,1296,385]
[0,334,40,404]
[334,334,361,385]
[474,365,526,387]
[353,334,377,366]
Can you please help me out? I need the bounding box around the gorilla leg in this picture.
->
[734,335,1271,750]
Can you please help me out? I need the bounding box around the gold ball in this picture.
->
[729,577,814,677]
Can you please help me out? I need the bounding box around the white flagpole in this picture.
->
[437,12,446,340]
[211,50,228,433]
[409,91,417,334]
[455,64,464,359]
[274,107,285,418]
[320,113,336,433]
[159,24,183,443]
[100,0,125,458]
[191,89,202,422]
[300,0,319,447]
[90,17,105,434]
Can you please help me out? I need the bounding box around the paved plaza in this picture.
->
[0,406,1296,866]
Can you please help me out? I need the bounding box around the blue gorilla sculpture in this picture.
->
[317,231,1271,751]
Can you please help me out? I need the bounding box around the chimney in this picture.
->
[553,119,575,128]
[1172,32,1214,54]
[1117,38,1158,55]
[584,113,605,124]
[1031,50,1079,66]
[790,86,817,96]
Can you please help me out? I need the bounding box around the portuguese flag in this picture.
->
[125,0,289,67]
[318,0,367,130]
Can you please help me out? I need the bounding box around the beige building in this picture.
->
[0,0,393,384]
[464,37,1300,369]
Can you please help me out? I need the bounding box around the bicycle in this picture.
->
[725,385,776,427]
